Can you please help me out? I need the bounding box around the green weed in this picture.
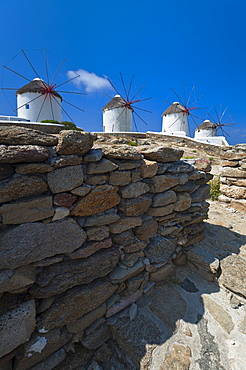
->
[209,175,221,200]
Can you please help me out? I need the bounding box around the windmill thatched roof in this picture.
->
[162,102,185,116]
[196,120,217,131]
[16,78,62,100]
[102,95,127,111]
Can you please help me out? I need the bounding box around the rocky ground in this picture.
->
[75,200,246,370]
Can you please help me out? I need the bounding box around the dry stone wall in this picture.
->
[0,126,211,369]
[219,145,246,213]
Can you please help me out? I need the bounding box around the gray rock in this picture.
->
[109,260,145,284]
[0,145,49,163]
[152,190,177,207]
[109,216,142,233]
[112,230,136,245]
[84,210,120,227]
[190,184,210,202]
[30,247,120,298]
[149,262,175,282]
[0,125,58,145]
[172,181,199,193]
[109,170,132,186]
[52,207,70,221]
[15,163,54,174]
[85,174,108,185]
[186,245,220,274]
[146,203,174,217]
[100,144,143,160]
[173,192,191,212]
[219,255,246,297]
[138,159,158,178]
[56,130,94,155]
[14,327,72,370]
[118,194,152,216]
[47,164,83,193]
[220,166,246,178]
[0,299,36,357]
[67,304,106,333]
[29,348,66,370]
[145,235,177,265]
[0,196,54,224]
[51,155,83,168]
[137,145,183,162]
[0,163,15,180]
[37,279,118,332]
[166,161,194,173]
[119,181,150,198]
[134,216,158,241]
[148,174,180,193]
[66,237,112,259]
[87,158,118,174]
[0,175,48,204]
[81,321,111,350]
[86,226,109,241]
[0,218,86,269]
[71,184,91,196]
[83,148,103,162]
[0,265,36,293]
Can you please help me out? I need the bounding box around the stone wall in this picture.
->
[0,126,211,369]
[219,145,246,213]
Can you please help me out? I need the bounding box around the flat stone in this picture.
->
[221,160,239,167]
[100,144,143,160]
[84,210,120,227]
[220,150,246,160]
[0,125,58,145]
[0,196,54,224]
[83,148,103,162]
[190,184,210,202]
[166,161,194,173]
[231,178,246,187]
[71,184,91,196]
[152,190,177,207]
[149,262,175,282]
[0,175,48,204]
[219,254,246,297]
[0,163,15,180]
[0,218,86,269]
[54,193,77,207]
[231,199,246,213]
[145,235,177,265]
[14,327,71,370]
[137,145,183,162]
[51,155,83,168]
[30,247,120,298]
[56,130,94,155]
[131,169,141,182]
[146,203,174,217]
[134,217,158,240]
[112,159,141,170]
[112,230,136,245]
[109,260,145,284]
[220,166,246,178]
[71,185,120,216]
[109,170,131,186]
[186,245,220,274]
[52,206,70,221]
[47,164,83,193]
[37,279,117,332]
[148,174,180,193]
[109,216,142,233]
[119,181,150,198]
[67,303,106,333]
[53,344,93,369]
[0,299,36,357]
[81,321,111,350]
[173,181,199,193]
[0,145,49,163]
[86,226,109,241]
[118,195,152,216]
[15,163,54,174]
[28,348,66,370]
[85,174,108,185]
[0,265,36,294]
[194,158,212,172]
[123,241,147,253]
[87,158,118,174]
[161,344,191,370]
[138,159,158,178]
[220,184,246,199]
[173,192,191,212]
[106,290,143,318]
[66,237,112,259]
[201,295,234,333]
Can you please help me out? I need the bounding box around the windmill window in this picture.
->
[25,104,30,109]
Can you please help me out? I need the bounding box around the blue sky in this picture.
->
[0,0,245,145]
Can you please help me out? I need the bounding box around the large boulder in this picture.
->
[0,125,58,145]
[56,130,94,155]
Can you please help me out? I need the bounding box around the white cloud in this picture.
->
[67,69,112,93]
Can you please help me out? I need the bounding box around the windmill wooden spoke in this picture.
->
[102,92,115,100]
[220,107,228,122]
[49,94,55,120]
[130,84,146,102]
[116,106,127,121]
[3,65,31,82]
[189,94,204,108]
[21,49,46,90]
[62,98,84,112]
[168,116,182,128]
[214,105,220,123]
[52,95,75,123]
[189,113,204,121]
[14,94,42,111]
[107,79,122,97]
[171,88,184,106]
[43,49,50,85]
[133,110,148,125]
[56,91,86,95]
[120,72,129,101]
[220,126,230,137]
[1,88,19,90]
[186,86,195,107]
[190,114,199,128]
[164,99,173,106]
[132,113,139,132]
[50,59,66,86]
[182,83,187,106]
[127,75,134,100]
[131,106,152,113]
[55,75,80,89]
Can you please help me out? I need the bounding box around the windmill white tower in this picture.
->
[161,102,189,136]
[194,120,217,139]
[16,78,62,122]
[102,94,132,132]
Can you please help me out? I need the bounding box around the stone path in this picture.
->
[104,201,246,369]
